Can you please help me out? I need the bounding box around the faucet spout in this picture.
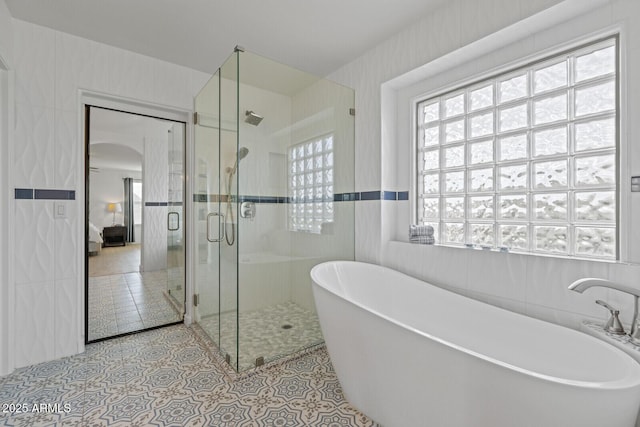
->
[569,278,640,297]
[569,278,640,343]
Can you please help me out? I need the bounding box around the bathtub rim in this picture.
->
[311,260,640,391]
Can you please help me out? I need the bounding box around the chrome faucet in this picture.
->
[569,278,640,344]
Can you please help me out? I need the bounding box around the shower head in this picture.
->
[227,147,250,175]
[244,110,263,126]
[237,146,249,161]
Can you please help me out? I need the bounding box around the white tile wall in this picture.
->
[54,278,77,359]
[13,104,55,188]
[14,281,54,367]
[12,19,55,109]
[0,1,13,67]
[7,18,210,369]
[14,200,54,285]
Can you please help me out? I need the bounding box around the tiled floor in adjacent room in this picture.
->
[0,325,376,426]
[87,272,183,341]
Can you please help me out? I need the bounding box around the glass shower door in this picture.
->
[218,51,240,370]
[194,69,223,349]
[194,51,240,370]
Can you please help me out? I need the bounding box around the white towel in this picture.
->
[409,225,435,244]
[409,224,434,237]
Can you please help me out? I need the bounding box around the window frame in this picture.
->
[412,36,619,260]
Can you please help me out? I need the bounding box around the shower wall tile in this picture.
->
[12,19,55,109]
[14,281,55,368]
[13,103,55,188]
[54,278,78,359]
[14,200,54,285]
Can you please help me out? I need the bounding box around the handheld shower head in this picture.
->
[244,110,263,126]
[227,147,250,175]
[237,146,249,161]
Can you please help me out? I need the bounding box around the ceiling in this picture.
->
[89,108,175,172]
[5,0,445,76]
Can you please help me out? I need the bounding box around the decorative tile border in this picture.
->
[194,191,410,204]
[14,188,408,203]
[15,188,76,200]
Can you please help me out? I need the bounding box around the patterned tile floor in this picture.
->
[0,325,376,427]
[88,272,183,341]
[199,302,324,372]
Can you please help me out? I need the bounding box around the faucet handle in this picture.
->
[595,300,626,335]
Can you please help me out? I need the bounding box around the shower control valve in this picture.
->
[240,201,256,219]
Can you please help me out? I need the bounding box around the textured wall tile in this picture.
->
[143,207,168,272]
[54,109,79,189]
[54,201,78,280]
[524,255,610,320]
[525,303,597,330]
[355,201,380,263]
[154,60,192,110]
[144,137,169,201]
[54,279,78,359]
[13,103,55,188]
[55,31,95,112]
[14,281,54,368]
[14,200,54,285]
[0,2,13,67]
[465,250,527,302]
[10,19,206,369]
[12,19,55,108]
[108,48,155,101]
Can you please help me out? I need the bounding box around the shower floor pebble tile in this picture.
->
[0,325,376,427]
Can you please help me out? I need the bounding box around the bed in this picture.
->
[88,222,103,256]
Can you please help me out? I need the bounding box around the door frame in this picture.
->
[81,91,194,344]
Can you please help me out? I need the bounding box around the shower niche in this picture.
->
[193,47,355,371]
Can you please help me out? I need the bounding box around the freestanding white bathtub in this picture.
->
[311,261,640,427]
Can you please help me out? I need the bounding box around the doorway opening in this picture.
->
[85,105,186,343]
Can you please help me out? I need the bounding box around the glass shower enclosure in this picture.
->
[194,48,355,371]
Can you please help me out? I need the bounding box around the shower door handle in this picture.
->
[206,212,225,242]
[168,212,180,231]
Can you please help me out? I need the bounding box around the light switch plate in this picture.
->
[54,201,67,219]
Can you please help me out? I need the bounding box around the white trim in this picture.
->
[79,89,194,343]
[0,58,14,376]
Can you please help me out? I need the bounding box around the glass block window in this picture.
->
[288,135,334,233]
[416,38,617,259]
